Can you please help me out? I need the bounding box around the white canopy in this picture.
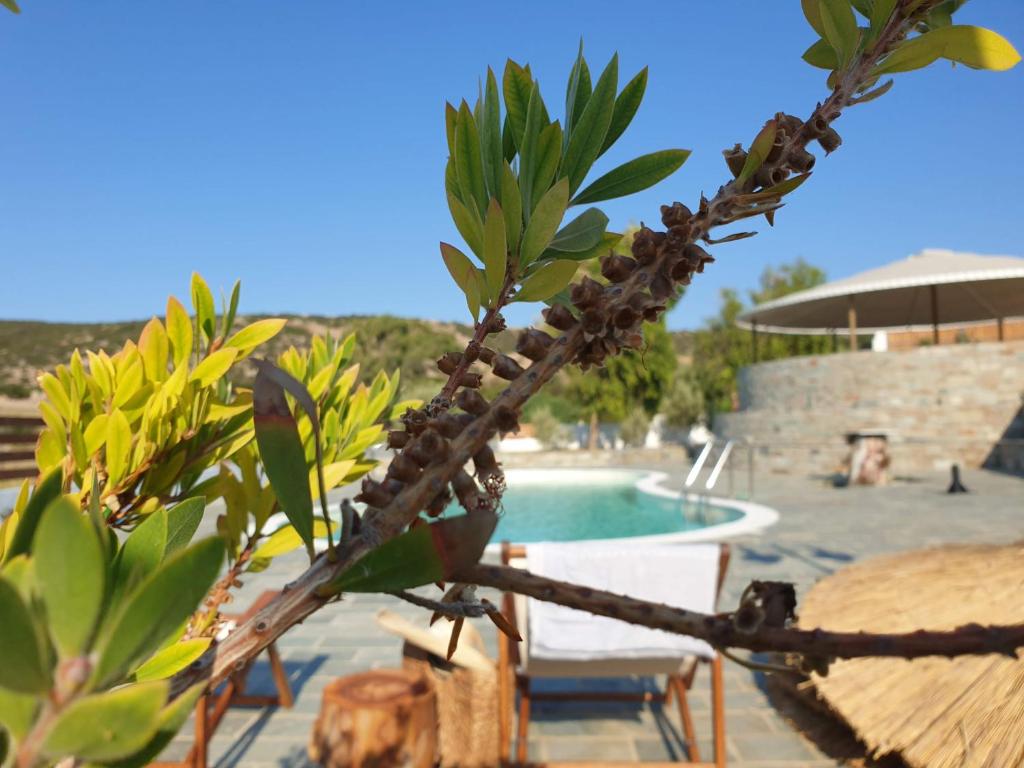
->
[738,249,1024,336]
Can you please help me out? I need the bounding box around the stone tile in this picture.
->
[540,736,638,762]
[730,731,820,762]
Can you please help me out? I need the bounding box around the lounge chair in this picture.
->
[497,541,730,767]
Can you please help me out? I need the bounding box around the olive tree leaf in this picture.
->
[502,59,533,151]
[868,0,898,41]
[189,273,217,342]
[42,681,168,762]
[222,278,241,338]
[564,41,592,144]
[482,199,508,305]
[737,121,777,184]
[93,537,224,688]
[105,408,133,486]
[133,638,210,682]
[1,1,21,15]
[520,177,570,267]
[252,363,315,557]
[572,149,690,205]
[538,231,622,263]
[0,688,36,742]
[115,507,168,600]
[165,296,193,368]
[455,101,487,217]
[874,25,1021,74]
[102,682,205,768]
[819,0,860,69]
[547,208,609,253]
[4,467,62,562]
[531,121,563,210]
[562,53,618,194]
[34,497,106,658]
[444,101,458,156]
[0,576,50,693]
[600,66,647,156]
[803,38,839,69]
[500,162,523,253]
[224,318,288,357]
[801,0,826,36]
[188,348,238,388]
[317,513,498,595]
[517,82,546,219]
[481,68,503,201]
[516,260,579,303]
[447,190,484,257]
[165,497,205,555]
[441,242,483,320]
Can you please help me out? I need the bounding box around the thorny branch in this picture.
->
[169,0,1024,700]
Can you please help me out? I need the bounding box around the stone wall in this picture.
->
[714,341,1024,476]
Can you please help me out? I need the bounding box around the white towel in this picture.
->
[526,542,720,661]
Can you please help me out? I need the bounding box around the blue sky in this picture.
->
[0,2,1021,330]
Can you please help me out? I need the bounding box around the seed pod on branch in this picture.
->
[494,405,520,434]
[542,303,577,331]
[477,346,496,365]
[457,372,482,389]
[723,143,747,177]
[600,254,636,284]
[406,429,448,467]
[571,277,604,310]
[650,271,674,303]
[581,308,607,337]
[483,313,506,335]
[455,388,489,416]
[777,112,803,134]
[452,469,484,511]
[424,486,452,518]
[463,341,480,363]
[436,352,462,375]
[434,411,474,439]
[786,146,816,173]
[642,304,666,323]
[355,479,393,508]
[766,132,786,162]
[386,452,422,483]
[818,126,842,154]
[631,228,663,265]
[387,429,410,449]
[806,113,829,138]
[401,408,430,435]
[516,328,554,361]
[613,306,639,330]
[660,202,692,228]
[491,354,524,381]
[753,165,787,189]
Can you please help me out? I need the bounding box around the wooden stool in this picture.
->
[154,590,293,768]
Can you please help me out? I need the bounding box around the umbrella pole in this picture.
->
[930,284,940,344]
[997,317,1005,342]
[847,298,857,352]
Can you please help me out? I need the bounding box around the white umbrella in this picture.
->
[738,249,1024,342]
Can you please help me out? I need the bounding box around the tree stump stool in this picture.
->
[308,669,437,768]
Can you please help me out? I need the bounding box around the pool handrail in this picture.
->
[705,440,734,491]
[685,441,715,488]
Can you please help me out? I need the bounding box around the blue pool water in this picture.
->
[458,469,742,544]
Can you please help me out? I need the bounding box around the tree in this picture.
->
[1,4,1022,765]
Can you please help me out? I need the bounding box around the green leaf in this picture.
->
[564,42,592,144]
[874,25,1021,74]
[482,199,508,305]
[539,231,622,263]
[1,0,21,14]
[189,273,217,342]
[165,497,205,555]
[189,348,239,388]
[165,296,193,368]
[500,163,523,253]
[0,576,50,693]
[501,113,517,162]
[572,148,691,205]
[116,507,168,599]
[502,60,533,151]
[440,242,482,320]
[737,122,777,184]
[531,121,563,210]
[803,38,839,69]
[481,68,503,201]
[444,101,458,156]
[34,498,106,658]
[249,519,333,564]
[802,0,826,36]
[850,0,873,18]
[225,318,288,356]
[5,467,63,562]
[562,54,618,194]
[516,260,579,303]
[547,208,608,253]
[455,101,488,216]
[868,0,898,41]
[517,82,546,220]
[519,178,569,267]
[253,369,315,558]
[819,0,860,69]
[105,408,133,486]
[319,513,498,595]
[102,683,205,768]
[447,190,484,257]
[736,172,813,203]
[134,638,210,682]
[93,538,224,688]
[42,681,168,762]
[223,279,241,338]
[600,66,647,156]
[0,688,36,742]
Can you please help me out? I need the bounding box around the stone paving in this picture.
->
[157,461,1024,767]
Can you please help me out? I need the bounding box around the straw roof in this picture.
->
[738,249,1024,334]
[798,544,1024,768]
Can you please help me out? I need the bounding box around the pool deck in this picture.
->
[158,456,1024,767]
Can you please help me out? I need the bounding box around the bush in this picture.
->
[619,406,651,448]
[528,405,568,449]
[662,369,706,428]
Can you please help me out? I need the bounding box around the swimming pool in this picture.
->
[470,468,777,547]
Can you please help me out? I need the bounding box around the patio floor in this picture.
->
[157,460,1024,767]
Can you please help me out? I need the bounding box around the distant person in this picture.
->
[686,422,713,460]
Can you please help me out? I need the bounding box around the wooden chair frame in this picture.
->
[153,591,294,768]
[497,542,730,768]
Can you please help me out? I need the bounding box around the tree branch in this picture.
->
[460,563,1024,660]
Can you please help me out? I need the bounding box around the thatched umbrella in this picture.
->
[798,544,1024,768]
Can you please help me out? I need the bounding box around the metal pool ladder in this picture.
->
[683,438,754,522]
